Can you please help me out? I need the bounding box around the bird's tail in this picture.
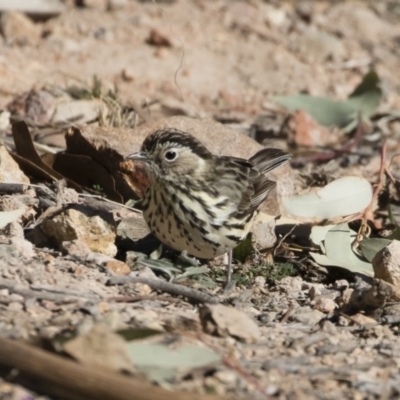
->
[249,148,291,174]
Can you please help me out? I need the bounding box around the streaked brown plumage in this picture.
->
[126,128,290,283]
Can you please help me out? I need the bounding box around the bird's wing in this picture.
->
[220,149,290,215]
[210,148,290,217]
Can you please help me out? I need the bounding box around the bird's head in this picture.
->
[126,129,213,183]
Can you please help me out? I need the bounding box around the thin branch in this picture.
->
[107,276,220,304]
[0,337,232,400]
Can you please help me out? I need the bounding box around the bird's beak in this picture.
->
[125,151,149,162]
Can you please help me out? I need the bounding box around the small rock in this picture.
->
[8,301,23,311]
[320,320,338,334]
[289,110,338,147]
[338,288,354,307]
[254,276,266,287]
[131,282,152,296]
[7,90,56,124]
[40,207,117,257]
[334,279,350,290]
[58,187,80,205]
[313,298,337,314]
[121,68,135,82]
[373,241,400,287]
[130,266,157,279]
[199,304,261,343]
[52,100,104,125]
[103,260,130,275]
[292,307,324,325]
[264,5,287,28]
[278,276,303,296]
[0,11,41,45]
[86,251,114,264]
[0,146,30,184]
[9,237,34,258]
[0,110,10,130]
[308,285,322,300]
[214,370,237,385]
[146,28,174,47]
[9,294,23,302]
[337,315,350,326]
[61,239,91,258]
[350,313,377,326]
[251,217,276,250]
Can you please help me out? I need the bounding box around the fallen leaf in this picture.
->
[126,340,220,383]
[11,121,81,190]
[275,70,381,132]
[282,176,372,219]
[52,153,123,202]
[360,238,392,263]
[310,223,373,277]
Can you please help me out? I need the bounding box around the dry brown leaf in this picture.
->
[53,153,123,203]
[11,121,81,191]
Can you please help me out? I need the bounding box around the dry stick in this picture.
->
[0,183,29,194]
[0,337,232,400]
[0,279,97,304]
[108,276,220,304]
[79,193,142,213]
[360,137,388,233]
[107,295,180,303]
[350,137,388,248]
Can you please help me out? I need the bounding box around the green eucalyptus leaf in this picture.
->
[359,238,392,262]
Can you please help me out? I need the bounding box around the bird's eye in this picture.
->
[164,150,178,161]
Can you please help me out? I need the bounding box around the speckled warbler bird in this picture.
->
[126,128,291,284]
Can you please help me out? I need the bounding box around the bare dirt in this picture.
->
[1,1,400,400]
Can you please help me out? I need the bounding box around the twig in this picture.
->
[107,276,220,304]
[106,295,180,303]
[273,223,298,256]
[0,183,29,194]
[79,193,142,213]
[0,279,97,304]
[29,284,100,301]
[359,137,388,235]
[0,337,232,400]
[280,303,295,323]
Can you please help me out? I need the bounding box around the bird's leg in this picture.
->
[224,250,233,288]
